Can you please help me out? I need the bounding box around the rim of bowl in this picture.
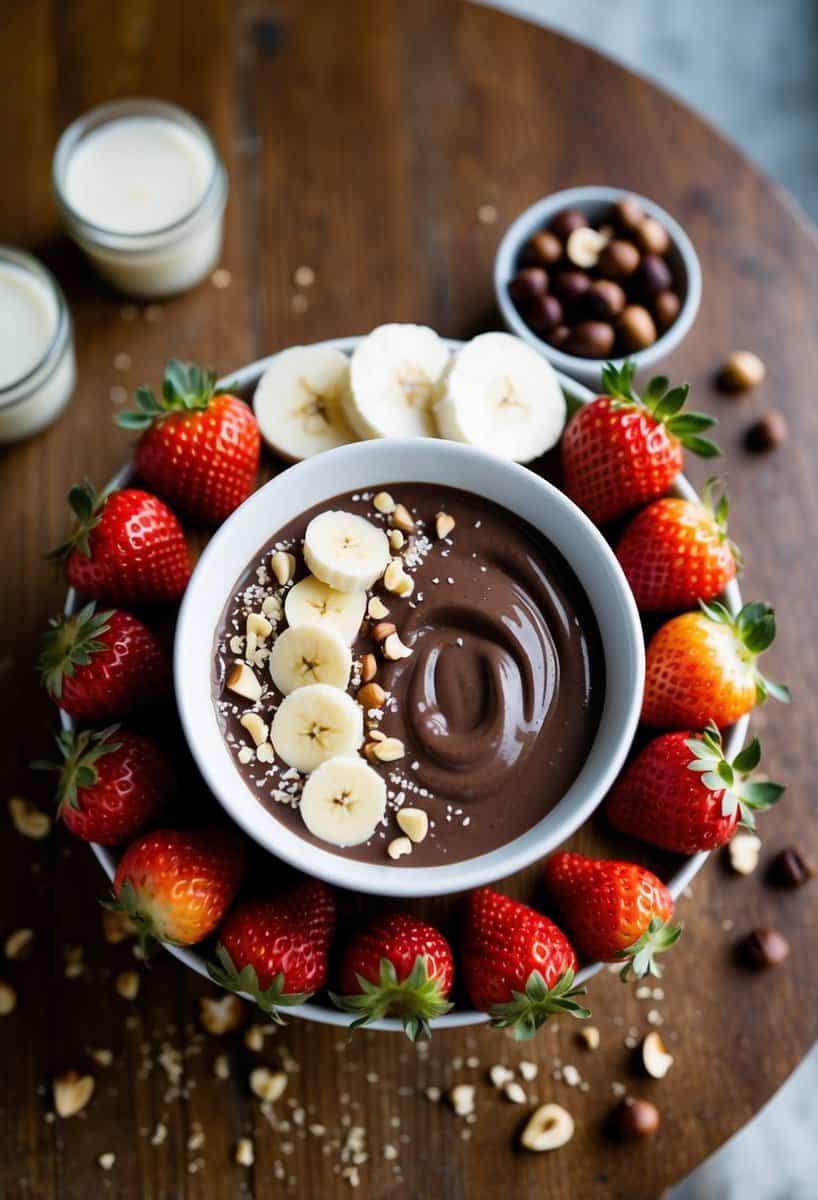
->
[64,339,748,1031]
[494,185,702,390]
[174,341,645,899]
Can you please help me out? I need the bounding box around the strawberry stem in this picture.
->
[488,969,590,1041]
[617,917,683,981]
[116,359,225,431]
[38,601,114,699]
[330,955,453,1042]
[698,600,791,704]
[31,725,122,815]
[48,480,112,562]
[685,721,785,827]
[207,943,311,1025]
[602,360,720,457]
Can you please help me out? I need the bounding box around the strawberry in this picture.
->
[461,888,589,1040]
[110,827,247,950]
[607,723,785,854]
[116,360,260,527]
[208,881,335,1022]
[561,362,719,525]
[642,600,790,729]
[616,479,739,611]
[32,725,174,845]
[50,481,191,606]
[39,602,170,720]
[543,852,681,980]
[330,914,454,1041]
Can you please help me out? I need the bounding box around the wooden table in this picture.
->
[2,2,817,1196]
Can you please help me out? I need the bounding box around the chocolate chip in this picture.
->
[740,927,790,968]
[745,412,788,452]
[768,847,816,888]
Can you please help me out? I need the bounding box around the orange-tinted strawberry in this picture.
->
[33,725,174,845]
[51,482,191,606]
[607,723,784,854]
[544,852,680,980]
[110,827,247,951]
[116,360,260,527]
[642,601,790,729]
[331,914,454,1042]
[209,881,335,1022]
[561,362,719,525]
[461,888,589,1040]
[616,480,739,611]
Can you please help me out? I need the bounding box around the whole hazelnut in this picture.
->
[720,350,766,392]
[544,324,571,350]
[636,253,673,298]
[598,238,641,279]
[521,231,563,268]
[607,1097,660,1140]
[768,846,816,888]
[549,208,587,240]
[654,289,681,332]
[745,411,788,452]
[526,293,564,335]
[552,270,591,308]
[741,927,790,968]
[507,268,549,307]
[636,215,671,256]
[564,321,615,360]
[586,279,626,320]
[618,305,657,352]
[612,195,645,231]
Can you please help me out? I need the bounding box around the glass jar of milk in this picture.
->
[53,99,228,299]
[0,247,76,443]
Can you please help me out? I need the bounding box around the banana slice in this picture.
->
[284,575,366,644]
[299,754,386,846]
[304,511,390,593]
[269,623,352,694]
[252,345,357,462]
[270,683,363,772]
[342,323,450,439]
[434,332,566,463]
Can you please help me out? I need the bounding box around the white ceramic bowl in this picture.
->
[494,185,702,390]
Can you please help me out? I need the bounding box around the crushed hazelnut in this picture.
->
[250,1066,288,1102]
[641,1031,674,1079]
[728,831,762,876]
[396,807,428,844]
[226,662,262,702]
[504,1081,527,1104]
[235,1138,255,1167]
[4,928,34,960]
[390,504,415,534]
[270,551,296,586]
[102,909,137,944]
[200,993,245,1036]
[448,1084,475,1116]
[373,492,396,515]
[371,621,396,643]
[382,633,412,661]
[387,836,412,861]
[53,1070,95,1119]
[8,795,51,839]
[577,1025,600,1050]
[357,682,386,710]
[435,512,455,539]
[240,712,268,747]
[367,596,390,620]
[97,1153,116,1171]
[520,1103,574,1151]
[115,970,140,1001]
[0,980,16,1015]
[372,736,405,763]
[388,529,405,551]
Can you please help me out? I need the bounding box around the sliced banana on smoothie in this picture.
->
[268,623,352,694]
[299,754,387,847]
[284,575,366,643]
[270,682,364,772]
[304,511,390,592]
[253,345,357,461]
[342,323,450,439]
[434,331,566,463]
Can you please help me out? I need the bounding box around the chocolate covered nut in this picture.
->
[636,254,673,298]
[586,279,626,320]
[720,350,766,392]
[618,305,657,351]
[612,195,645,231]
[607,1097,660,1140]
[544,324,571,349]
[508,268,549,307]
[768,846,816,887]
[745,412,788,452]
[741,928,790,968]
[552,270,591,308]
[522,231,563,267]
[549,208,587,240]
[527,293,564,335]
[654,289,681,332]
[598,238,640,280]
[636,216,670,256]
[564,321,615,359]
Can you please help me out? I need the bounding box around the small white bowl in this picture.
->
[174,423,645,899]
[494,185,702,391]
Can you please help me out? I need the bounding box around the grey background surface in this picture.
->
[478,2,818,1197]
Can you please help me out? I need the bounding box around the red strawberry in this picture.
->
[607,723,784,854]
[110,827,247,950]
[39,602,170,720]
[116,360,260,526]
[616,480,739,611]
[544,852,681,980]
[330,914,454,1041]
[51,481,191,606]
[33,725,174,845]
[561,362,719,525]
[208,881,335,1022]
[461,888,589,1040]
[642,600,790,729]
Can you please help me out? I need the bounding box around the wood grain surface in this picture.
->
[2,2,817,1197]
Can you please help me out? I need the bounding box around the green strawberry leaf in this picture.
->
[330,955,453,1042]
[207,943,311,1025]
[617,917,683,981]
[488,969,590,1040]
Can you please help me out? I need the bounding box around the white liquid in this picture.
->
[0,258,75,442]
[64,117,213,234]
